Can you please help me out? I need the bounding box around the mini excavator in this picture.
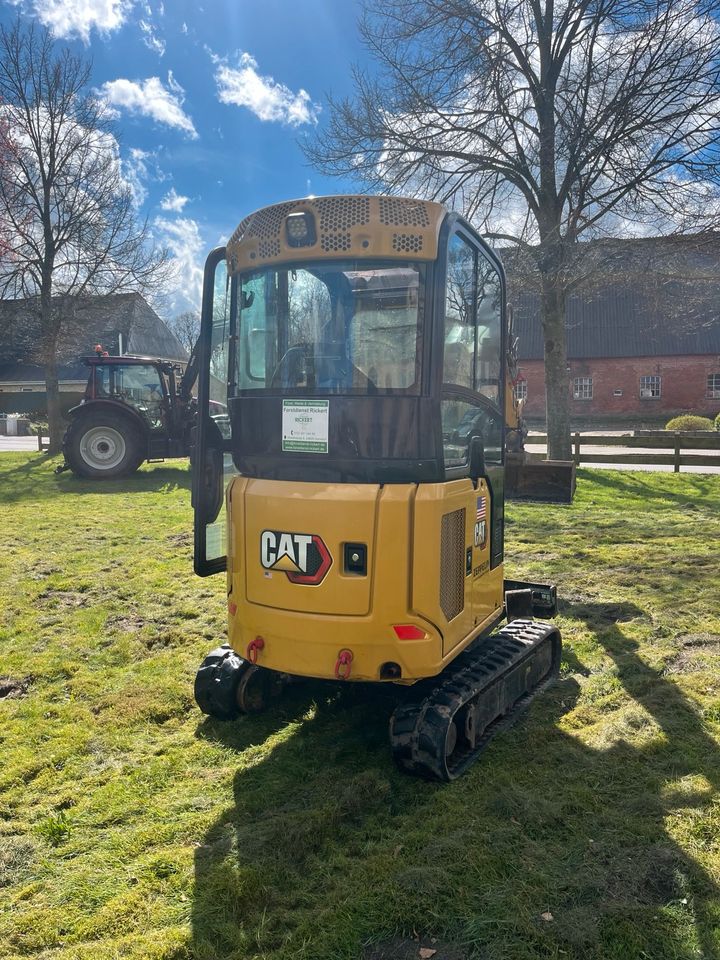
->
[191,196,562,781]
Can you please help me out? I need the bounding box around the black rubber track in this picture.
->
[194,644,248,720]
[389,619,562,781]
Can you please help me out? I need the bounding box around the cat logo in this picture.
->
[260,530,333,585]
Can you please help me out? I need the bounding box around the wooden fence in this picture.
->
[526,432,720,472]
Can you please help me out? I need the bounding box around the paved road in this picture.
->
[0,436,43,452]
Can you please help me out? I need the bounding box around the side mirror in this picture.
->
[469,435,485,481]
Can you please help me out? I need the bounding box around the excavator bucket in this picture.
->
[505,452,577,503]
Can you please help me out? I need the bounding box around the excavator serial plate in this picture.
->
[390,619,561,781]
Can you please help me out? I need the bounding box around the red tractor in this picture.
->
[59,346,200,479]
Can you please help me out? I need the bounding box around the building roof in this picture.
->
[0,292,187,368]
[512,283,720,360]
[505,233,720,361]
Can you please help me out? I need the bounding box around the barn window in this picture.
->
[707,373,720,398]
[639,375,661,399]
[573,377,593,400]
[514,379,527,402]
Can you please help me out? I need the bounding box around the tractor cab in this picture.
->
[83,352,183,431]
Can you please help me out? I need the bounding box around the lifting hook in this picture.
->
[247,636,265,664]
[334,649,353,680]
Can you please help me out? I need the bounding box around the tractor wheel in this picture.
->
[63,410,145,479]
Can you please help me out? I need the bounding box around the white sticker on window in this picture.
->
[282,400,329,454]
[206,521,225,560]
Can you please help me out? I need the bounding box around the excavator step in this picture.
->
[389,619,561,781]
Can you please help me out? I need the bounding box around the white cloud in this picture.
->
[122,147,151,206]
[99,75,197,139]
[21,0,131,43]
[214,52,320,126]
[160,187,189,212]
[154,216,204,312]
[166,70,183,96]
[139,18,165,56]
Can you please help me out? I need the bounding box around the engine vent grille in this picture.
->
[440,509,465,621]
[321,233,352,252]
[392,232,423,253]
[232,202,295,246]
[246,201,297,241]
[315,196,370,231]
[379,197,431,227]
[258,238,280,258]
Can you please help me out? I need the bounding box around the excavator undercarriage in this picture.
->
[390,619,561,780]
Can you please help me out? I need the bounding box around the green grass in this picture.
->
[1,454,719,960]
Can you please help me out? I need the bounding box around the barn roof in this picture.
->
[0,292,187,366]
[504,234,720,361]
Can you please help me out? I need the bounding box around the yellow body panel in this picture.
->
[226,476,504,683]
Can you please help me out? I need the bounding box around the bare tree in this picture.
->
[167,309,200,356]
[0,19,168,452]
[0,113,16,262]
[306,0,720,458]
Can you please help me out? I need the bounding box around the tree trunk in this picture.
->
[541,275,572,460]
[45,355,63,455]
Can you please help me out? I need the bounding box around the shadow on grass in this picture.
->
[189,679,438,960]
[0,454,191,503]
[582,468,720,510]
[561,601,720,959]
[187,606,720,960]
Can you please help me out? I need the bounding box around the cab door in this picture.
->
[439,230,505,648]
[192,247,238,576]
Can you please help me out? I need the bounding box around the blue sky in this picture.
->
[1,0,369,316]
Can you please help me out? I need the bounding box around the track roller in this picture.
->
[194,644,285,719]
[390,619,561,781]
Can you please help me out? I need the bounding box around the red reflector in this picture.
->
[393,624,426,641]
[228,602,237,616]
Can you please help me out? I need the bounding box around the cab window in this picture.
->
[441,233,503,469]
[443,233,475,390]
[235,260,425,395]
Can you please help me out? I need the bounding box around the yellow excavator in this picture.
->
[192,195,563,780]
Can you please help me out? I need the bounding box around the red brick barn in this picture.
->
[508,237,720,426]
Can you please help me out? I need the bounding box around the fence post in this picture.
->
[573,432,581,465]
[674,433,681,473]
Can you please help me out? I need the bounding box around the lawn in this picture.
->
[1,453,719,960]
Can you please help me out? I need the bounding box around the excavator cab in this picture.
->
[192,196,560,780]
